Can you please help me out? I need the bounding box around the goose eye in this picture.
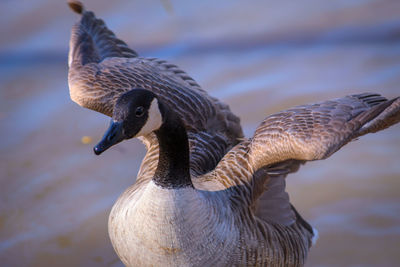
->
[135,106,144,117]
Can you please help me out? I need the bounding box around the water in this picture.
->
[1,0,399,266]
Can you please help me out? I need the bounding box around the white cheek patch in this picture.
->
[135,98,162,137]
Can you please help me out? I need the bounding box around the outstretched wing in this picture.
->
[68,2,215,127]
[203,93,400,225]
[250,93,398,167]
[67,1,243,178]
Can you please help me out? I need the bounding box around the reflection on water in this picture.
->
[1,0,399,266]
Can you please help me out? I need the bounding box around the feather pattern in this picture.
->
[67,1,243,178]
[67,2,400,266]
[207,94,400,207]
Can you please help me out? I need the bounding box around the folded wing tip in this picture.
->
[68,0,84,14]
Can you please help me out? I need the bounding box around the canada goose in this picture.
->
[97,89,399,267]
[67,1,400,266]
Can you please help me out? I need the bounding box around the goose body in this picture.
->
[109,181,309,266]
[95,89,313,266]
[109,182,239,266]
[67,2,400,266]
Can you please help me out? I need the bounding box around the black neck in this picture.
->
[153,109,193,189]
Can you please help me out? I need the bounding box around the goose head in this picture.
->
[94,89,163,155]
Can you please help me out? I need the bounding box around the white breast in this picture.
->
[108,181,239,267]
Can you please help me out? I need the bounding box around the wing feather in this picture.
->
[204,93,400,225]
[250,94,398,168]
[68,3,137,67]
[67,2,243,179]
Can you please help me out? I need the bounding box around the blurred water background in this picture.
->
[1,0,400,266]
